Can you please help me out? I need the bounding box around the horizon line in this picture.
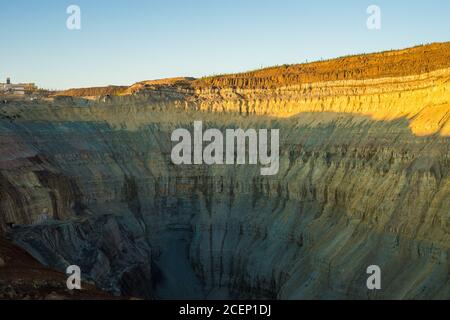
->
[7,41,449,92]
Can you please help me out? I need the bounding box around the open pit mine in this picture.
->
[1,42,450,300]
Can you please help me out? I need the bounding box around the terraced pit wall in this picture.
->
[1,46,450,299]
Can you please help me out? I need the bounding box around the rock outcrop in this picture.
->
[1,42,450,299]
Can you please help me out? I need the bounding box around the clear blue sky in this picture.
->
[1,0,449,89]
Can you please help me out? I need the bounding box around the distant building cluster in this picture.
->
[0,77,38,96]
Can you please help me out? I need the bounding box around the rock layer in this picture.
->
[1,43,450,299]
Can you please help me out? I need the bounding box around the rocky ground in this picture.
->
[0,235,118,300]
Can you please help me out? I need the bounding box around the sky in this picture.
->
[0,0,449,89]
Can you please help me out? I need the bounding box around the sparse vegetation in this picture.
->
[52,42,450,96]
[193,42,450,89]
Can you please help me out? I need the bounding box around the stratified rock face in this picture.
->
[1,43,450,299]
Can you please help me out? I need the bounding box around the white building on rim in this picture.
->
[0,77,37,95]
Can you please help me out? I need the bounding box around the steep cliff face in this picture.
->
[1,43,450,299]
